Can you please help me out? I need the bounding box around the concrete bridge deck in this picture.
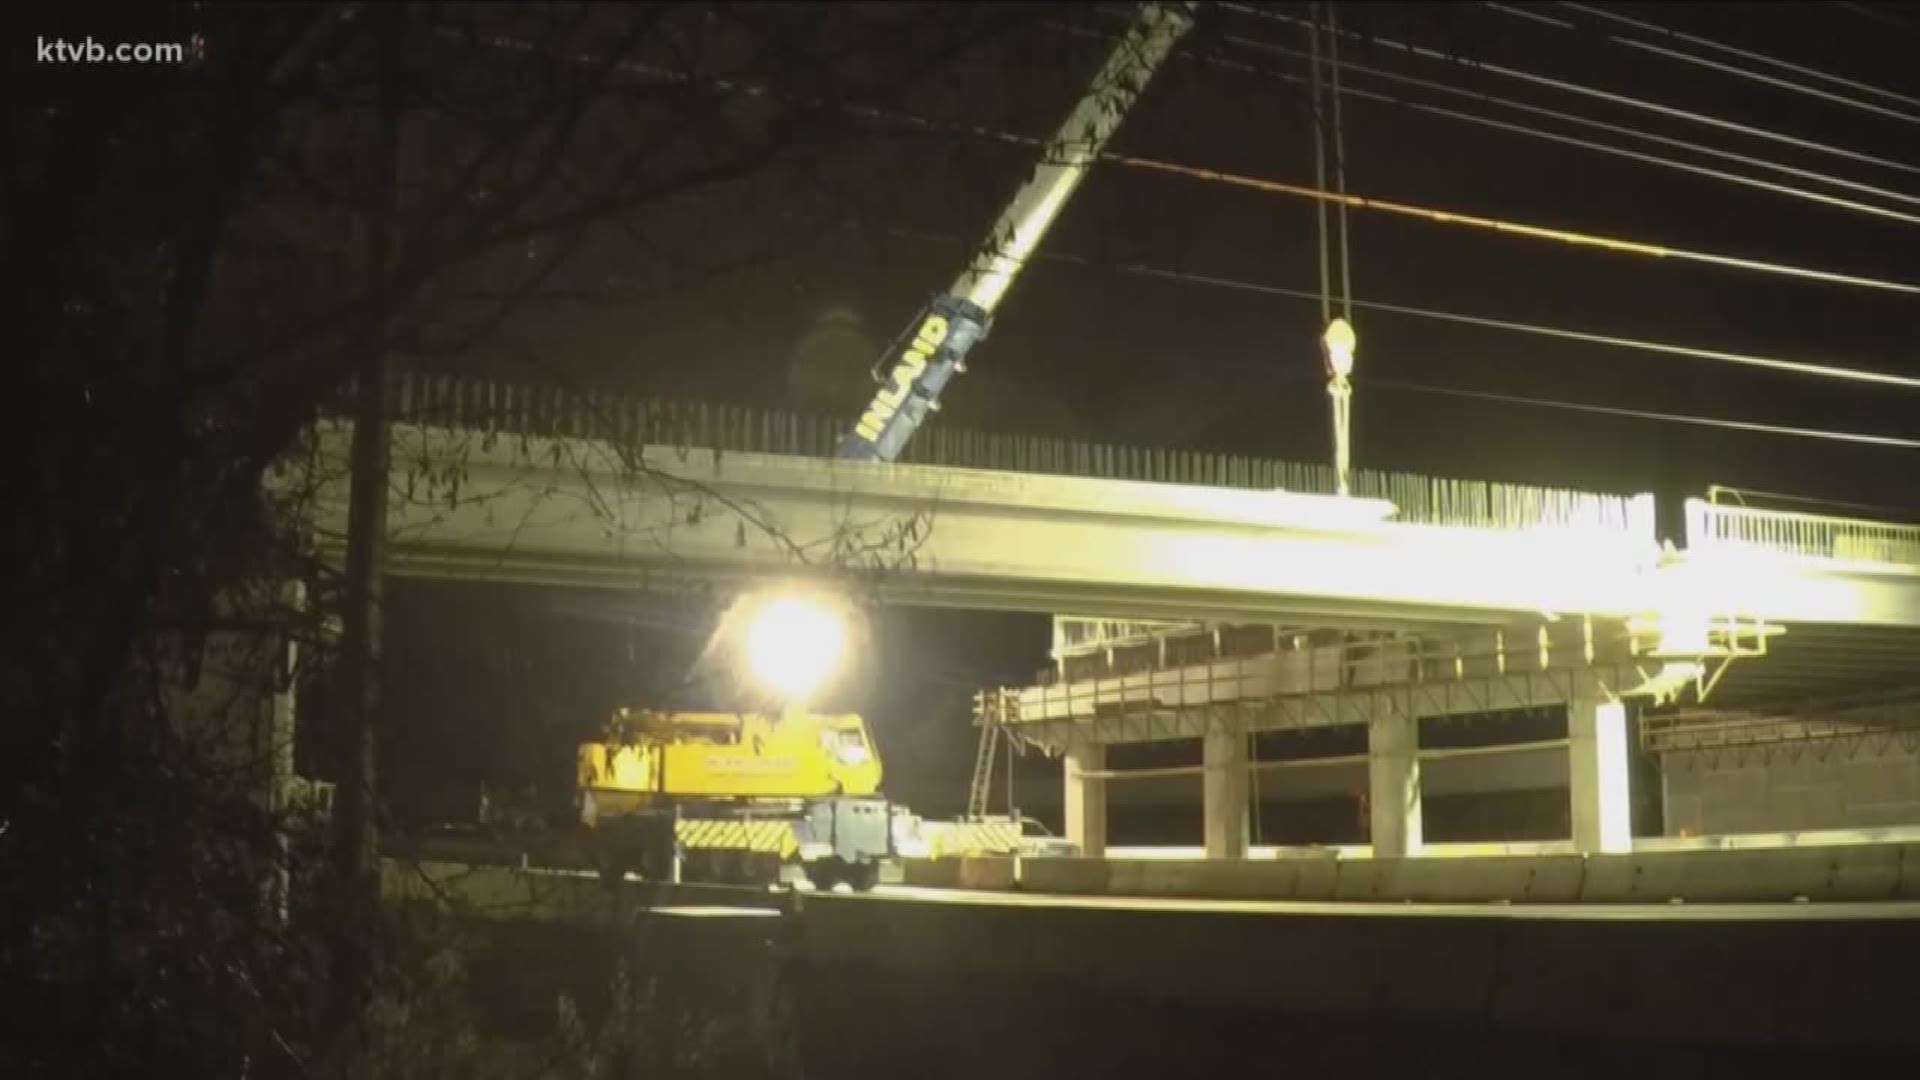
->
[289,419,1920,634]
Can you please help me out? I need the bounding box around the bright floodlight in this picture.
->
[746,594,847,701]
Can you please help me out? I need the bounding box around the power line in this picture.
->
[1553,2,1920,115]
[475,17,1920,302]
[837,59,1920,299]
[1107,152,1920,296]
[856,215,1920,391]
[1203,25,1920,211]
[1200,30,1920,227]
[1495,3,1920,129]
[844,216,1920,450]
[1367,380,1920,450]
[1085,259,1920,391]
[1220,2,1920,180]
[1835,3,1920,40]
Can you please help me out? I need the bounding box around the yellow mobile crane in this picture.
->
[577,2,1193,889]
[578,705,891,890]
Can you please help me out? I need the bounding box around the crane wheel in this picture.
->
[805,858,879,893]
[846,861,880,893]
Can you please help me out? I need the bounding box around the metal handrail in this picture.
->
[1052,617,1202,657]
[1687,499,1920,568]
[341,372,1655,538]
[992,626,1613,725]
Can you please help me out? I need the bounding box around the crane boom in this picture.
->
[837,2,1195,462]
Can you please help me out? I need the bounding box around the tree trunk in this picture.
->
[332,2,404,1032]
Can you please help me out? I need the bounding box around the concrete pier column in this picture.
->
[1569,695,1633,854]
[1203,729,1249,860]
[1367,709,1423,857]
[1064,740,1107,858]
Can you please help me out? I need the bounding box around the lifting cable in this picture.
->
[1308,9,1333,325]
[1305,2,1357,323]
[1328,7,1354,323]
[1305,2,1357,502]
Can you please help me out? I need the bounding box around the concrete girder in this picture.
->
[284,424,1920,642]
[1005,667,1625,751]
[289,422,1674,629]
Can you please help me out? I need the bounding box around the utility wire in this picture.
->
[1333,69,1920,226]
[848,214,1920,391]
[1368,379,1920,450]
[1202,28,1920,222]
[1495,4,1920,129]
[1835,3,1920,41]
[829,47,1920,297]
[1553,2,1920,116]
[1108,151,1920,296]
[452,22,1920,451]
[468,19,1920,301]
[1085,258,1920,391]
[837,215,1920,449]
[1221,2,1920,180]
[865,218,1920,458]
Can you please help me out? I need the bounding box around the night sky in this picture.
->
[381,2,1920,831]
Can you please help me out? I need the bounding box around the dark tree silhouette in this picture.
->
[4,3,1068,1073]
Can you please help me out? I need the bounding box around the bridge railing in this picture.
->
[346,373,1653,539]
[1051,617,1202,659]
[1686,499,1920,569]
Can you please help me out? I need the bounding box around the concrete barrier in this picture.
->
[910,842,1920,904]
[381,858,800,928]
[899,858,963,889]
[1104,856,1341,900]
[1017,857,1108,894]
[893,857,1026,891]
[1577,844,1918,903]
[956,856,1018,891]
[1332,855,1588,903]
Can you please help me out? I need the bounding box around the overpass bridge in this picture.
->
[290,377,1919,628]
[280,376,1920,868]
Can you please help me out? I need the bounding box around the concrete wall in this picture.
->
[902,842,1920,903]
[1663,739,1920,836]
[396,858,1920,1072]
[797,890,1920,1060]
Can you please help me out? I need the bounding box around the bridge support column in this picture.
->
[1569,696,1632,854]
[1203,729,1249,860]
[1064,740,1106,858]
[1367,708,1423,857]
